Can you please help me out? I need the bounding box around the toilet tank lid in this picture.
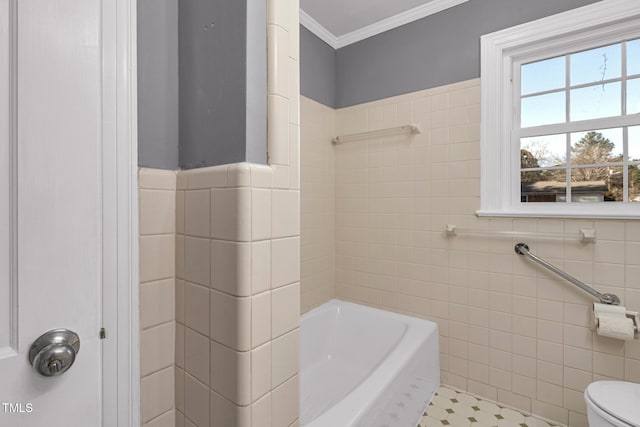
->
[586,381,640,426]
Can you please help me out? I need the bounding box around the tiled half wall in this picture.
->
[139,162,301,427]
[300,79,640,427]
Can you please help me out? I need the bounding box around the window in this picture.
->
[479,0,640,218]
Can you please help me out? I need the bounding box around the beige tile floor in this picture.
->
[418,387,561,427]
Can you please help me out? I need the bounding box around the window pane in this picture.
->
[628,38,640,76]
[570,82,621,121]
[521,172,565,202]
[521,134,566,167]
[521,56,565,95]
[628,78,640,115]
[630,126,640,162]
[521,92,566,127]
[571,166,623,202]
[570,43,621,86]
[570,128,623,165]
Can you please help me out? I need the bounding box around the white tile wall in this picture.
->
[139,168,177,426]
[318,78,640,426]
[141,367,175,423]
[300,97,336,312]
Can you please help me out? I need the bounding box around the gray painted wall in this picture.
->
[138,0,179,170]
[300,25,336,108]
[139,0,591,167]
[333,0,601,108]
[137,0,267,169]
[179,0,247,169]
[178,0,267,169]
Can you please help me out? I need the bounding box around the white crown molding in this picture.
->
[300,9,339,49]
[335,0,469,48]
[300,0,470,50]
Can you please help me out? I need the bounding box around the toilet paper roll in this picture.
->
[593,302,627,316]
[597,314,635,341]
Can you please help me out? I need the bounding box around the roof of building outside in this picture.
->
[521,181,608,194]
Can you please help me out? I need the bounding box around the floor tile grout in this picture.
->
[418,386,563,427]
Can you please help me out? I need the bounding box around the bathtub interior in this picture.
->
[301,302,408,423]
[301,300,440,426]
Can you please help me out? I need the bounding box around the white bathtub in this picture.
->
[300,299,440,427]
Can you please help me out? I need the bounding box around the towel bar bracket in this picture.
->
[514,243,529,255]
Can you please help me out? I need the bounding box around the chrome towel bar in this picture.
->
[332,124,422,145]
[514,243,620,305]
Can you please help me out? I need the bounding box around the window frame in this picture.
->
[479,0,640,219]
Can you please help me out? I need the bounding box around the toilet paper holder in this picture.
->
[593,303,640,340]
[514,243,639,340]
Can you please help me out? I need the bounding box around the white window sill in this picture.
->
[476,209,640,220]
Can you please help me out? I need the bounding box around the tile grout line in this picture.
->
[420,385,566,427]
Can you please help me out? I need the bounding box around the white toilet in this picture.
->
[584,381,640,426]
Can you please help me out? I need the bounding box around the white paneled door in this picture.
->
[0,0,137,426]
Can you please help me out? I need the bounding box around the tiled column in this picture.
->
[267,0,300,190]
[138,168,178,426]
[266,0,301,424]
[175,162,300,427]
[175,0,300,425]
